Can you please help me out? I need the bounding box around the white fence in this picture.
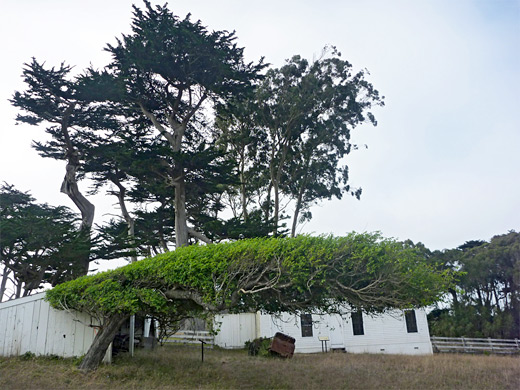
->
[0,293,110,361]
[431,336,520,355]
[164,330,214,347]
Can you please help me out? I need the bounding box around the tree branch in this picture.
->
[187,227,213,244]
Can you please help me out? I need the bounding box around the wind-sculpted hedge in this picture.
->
[46,234,453,320]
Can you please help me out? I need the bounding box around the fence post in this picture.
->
[515,339,519,350]
[462,337,466,353]
[488,337,493,353]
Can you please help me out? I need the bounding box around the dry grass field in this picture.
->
[0,344,518,390]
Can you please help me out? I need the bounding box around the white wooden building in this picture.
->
[1,292,432,358]
[214,309,433,355]
[0,293,110,360]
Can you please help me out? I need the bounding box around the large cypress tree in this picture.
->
[101,1,265,247]
[10,59,114,277]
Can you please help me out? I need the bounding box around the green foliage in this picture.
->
[106,1,265,103]
[428,231,519,339]
[19,352,36,361]
[428,305,515,339]
[217,47,384,236]
[0,183,84,295]
[245,337,273,357]
[46,234,452,321]
[97,0,267,247]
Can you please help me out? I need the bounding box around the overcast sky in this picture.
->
[1,0,519,260]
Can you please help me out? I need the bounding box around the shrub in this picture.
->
[246,337,273,357]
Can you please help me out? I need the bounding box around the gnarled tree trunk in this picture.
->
[60,155,95,276]
[78,313,128,371]
[59,105,95,277]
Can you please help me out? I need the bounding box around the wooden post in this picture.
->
[199,339,206,362]
[488,337,494,353]
[129,315,135,357]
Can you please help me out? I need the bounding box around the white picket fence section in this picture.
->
[431,336,520,355]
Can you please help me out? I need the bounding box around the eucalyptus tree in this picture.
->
[258,49,384,236]
[216,99,267,219]
[218,48,384,236]
[102,1,265,247]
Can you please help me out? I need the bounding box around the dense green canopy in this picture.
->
[46,234,453,321]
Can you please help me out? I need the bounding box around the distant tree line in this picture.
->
[425,231,519,339]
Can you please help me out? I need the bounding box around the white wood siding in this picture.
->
[213,313,256,348]
[215,309,433,355]
[343,309,433,355]
[0,293,100,358]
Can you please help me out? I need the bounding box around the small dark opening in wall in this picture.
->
[301,314,313,337]
[351,311,364,336]
[405,310,418,333]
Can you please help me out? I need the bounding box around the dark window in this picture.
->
[301,314,313,337]
[351,311,364,335]
[405,310,418,333]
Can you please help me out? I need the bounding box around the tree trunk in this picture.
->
[15,281,22,299]
[174,172,189,247]
[144,110,189,249]
[59,104,94,230]
[158,226,169,253]
[0,268,10,302]
[264,182,272,224]
[291,171,309,237]
[78,313,128,371]
[128,219,137,262]
[187,227,213,244]
[60,150,95,277]
[512,292,520,339]
[449,288,459,307]
[273,180,280,235]
[476,287,483,307]
[269,130,291,236]
[239,149,248,221]
[61,155,95,230]
[113,178,137,263]
[291,198,302,238]
[291,161,311,237]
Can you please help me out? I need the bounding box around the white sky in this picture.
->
[1,0,519,262]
